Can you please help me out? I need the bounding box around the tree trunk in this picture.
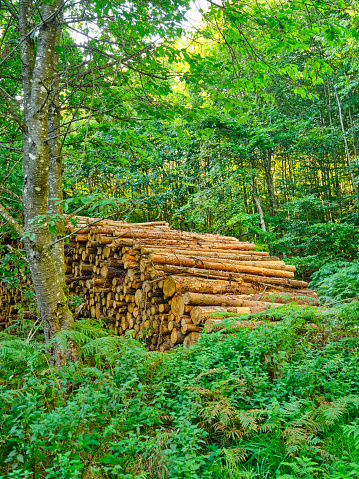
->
[250,177,266,232]
[48,18,65,284]
[334,86,358,202]
[262,149,278,215]
[20,0,77,364]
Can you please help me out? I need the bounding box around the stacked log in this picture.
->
[0,238,36,329]
[62,216,318,350]
[0,216,319,349]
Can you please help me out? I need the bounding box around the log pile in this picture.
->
[0,238,36,329]
[62,216,318,350]
[0,217,318,348]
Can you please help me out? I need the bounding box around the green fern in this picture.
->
[280,456,324,477]
[51,320,124,360]
[343,420,359,449]
[80,335,122,357]
[210,448,253,479]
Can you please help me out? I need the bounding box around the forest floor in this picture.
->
[1,299,359,478]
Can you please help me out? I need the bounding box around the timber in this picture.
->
[0,216,317,351]
[149,253,295,278]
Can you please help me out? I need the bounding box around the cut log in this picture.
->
[246,290,319,305]
[155,264,308,289]
[183,332,200,348]
[204,318,263,332]
[170,294,185,316]
[190,306,251,324]
[163,275,268,297]
[134,289,143,306]
[182,292,283,309]
[146,250,294,271]
[170,328,186,344]
[181,323,201,333]
[142,247,278,261]
[149,254,295,278]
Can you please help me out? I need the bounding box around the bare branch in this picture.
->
[2,156,23,184]
[0,187,22,202]
[1,0,19,20]
[0,86,27,131]
[0,201,24,237]
[50,212,119,247]
[0,142,23,152]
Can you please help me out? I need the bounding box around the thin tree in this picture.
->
[0,0,188,364]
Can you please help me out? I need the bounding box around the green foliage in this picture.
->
[270,197,359,279]
[310,261,359,303]
[0,245,29,290]
[2,305,359,477]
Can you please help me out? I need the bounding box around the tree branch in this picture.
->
[0,201,24,236]
[0,187,22,202]
[57,45,155,88]
[2,156,23,184]
[0,142,23,152]
[1,0,19,20]
[50,212,119,247]
[0,86,27,132]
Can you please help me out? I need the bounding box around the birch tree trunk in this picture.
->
[250,177,266,232]
[334,86,358,202]
[19,0,77,364]
[262,149,278,215]
[48,15,66,285]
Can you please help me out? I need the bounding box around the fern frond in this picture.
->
[238,410,261,432]
[51,330,71,352]
[0,331,18,341]
[80,335,122,357]
[343,420,359,449]
[318,395,359,426]
[74,319,110,338]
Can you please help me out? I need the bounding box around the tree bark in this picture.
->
[250,177,266,232]
[163,275,262,297]
[204,318,263,332]
[149,253,295,278]
[334,86,358,201]
[182,292,282,309]
[154,263,308,288]
[262,149,278,215]
[141,247,277,261]
[20,0,77,364]
[48,21,65,284]
[190,306,251,324]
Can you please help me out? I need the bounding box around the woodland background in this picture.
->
[1,0,359,280]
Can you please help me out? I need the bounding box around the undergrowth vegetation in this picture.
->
[309,260,359,304]
[1,301,359,478]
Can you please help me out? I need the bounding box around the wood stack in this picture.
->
[0,238,36,329]
[0,217,318,347]
[62,216,318,350]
